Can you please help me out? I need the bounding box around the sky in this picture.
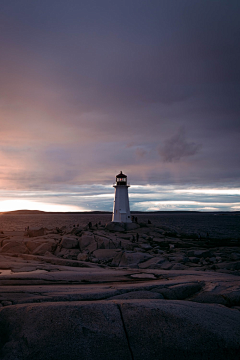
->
[0,0,239,212]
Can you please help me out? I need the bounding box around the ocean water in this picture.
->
[136,213,240,239]
[0,213,239,239]
[0,213,112,232]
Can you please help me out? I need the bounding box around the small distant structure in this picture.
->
[112,171,131,223]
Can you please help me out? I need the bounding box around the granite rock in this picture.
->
[118,251,152,267]
[138,256,166,269]
[157,282,203,300]
[0,241,28,254]
[60,236,79,249]
[0,300,240,360]
[79,234,95,251]
[92,249,121,261]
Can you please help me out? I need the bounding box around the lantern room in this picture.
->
[115,171,127,186]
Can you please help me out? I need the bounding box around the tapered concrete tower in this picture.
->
[112,171,131,223]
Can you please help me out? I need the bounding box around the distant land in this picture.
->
[0,209,239,215]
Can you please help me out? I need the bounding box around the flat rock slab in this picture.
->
[108,290,164,300]
[130,273,156,279]
[0,302,131,360]
[0,300,240,360]
[119,299,240,359]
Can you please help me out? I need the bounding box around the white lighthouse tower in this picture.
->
[112,171,131,223]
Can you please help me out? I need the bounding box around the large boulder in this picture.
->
[191,285,240,307]
[118,251,152,267]
[86,242,98,253]
[0,241,28,254]
[138,256,166,269]
[111,251,124,266]
[157,282,203,300]
[60,236,79,249]
[95,236,121,250]
[25,228,46,238]
[24,239,49,253]
[187,250,212,258]
[92,249,121,262]
[230,252,240,261]
[0,300,240,360]
[79,234,95,251]
[119,300,240,359]
[0,302,131,360]
[56,249,80,260]
[77,253,89,261]
[171,263,188,270]
[216,261,240,271]
[32,241,57,255]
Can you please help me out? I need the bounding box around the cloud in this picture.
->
[0,0,239,209]
[135,148,147,158]
[158,127,201,162]
[0,185,239,212]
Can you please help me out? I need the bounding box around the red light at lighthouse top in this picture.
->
[116,171,127,185]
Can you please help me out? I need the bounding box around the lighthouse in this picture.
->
[112,171,131,223]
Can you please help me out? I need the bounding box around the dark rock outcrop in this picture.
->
[0,300,240,360]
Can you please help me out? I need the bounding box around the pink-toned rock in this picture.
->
[77,253,89,261]
[95,236,121,250]
[87,242,98,253]
[108,291,164,300]
[25,228,46,238]
[79,234,95,251]
[124,223,140,231]
[119,252,152,267]
[171,263,188,270]
[32,241,57,255]
[160,261,173,270]
[1,239,13,247]
[24,239,46,253]
[0,241,28,254]
[0,302,131,360]
[138,257,166,269]
[105,222,125,232]
[56,249,80,259]
[93,249,121,261]
[60,236,79,249]
[1,300,240,360]
[111,252,124,266]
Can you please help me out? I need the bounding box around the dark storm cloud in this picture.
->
[159,127,201,162]
[0,0,239,210]
[1,1,239,109]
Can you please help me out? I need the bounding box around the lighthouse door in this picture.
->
[120,212,127,222]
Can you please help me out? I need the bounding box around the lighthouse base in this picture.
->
[106,222,140,232]
[112,213,132,223]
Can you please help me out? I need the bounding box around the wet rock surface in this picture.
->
[0,214,240,359]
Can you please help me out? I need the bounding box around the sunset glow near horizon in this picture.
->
[0,1,239,213]
[0,186,239,213]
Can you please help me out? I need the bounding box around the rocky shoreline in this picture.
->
[0,219,240,359]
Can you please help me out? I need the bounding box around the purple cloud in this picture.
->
[159,128,201,162]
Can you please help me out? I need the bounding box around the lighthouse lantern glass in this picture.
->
[116,177,126,183]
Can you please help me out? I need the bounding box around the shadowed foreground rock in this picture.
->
[0,300,240,360]
[0,215,240,359]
